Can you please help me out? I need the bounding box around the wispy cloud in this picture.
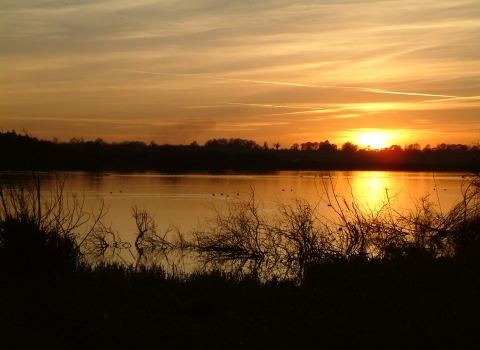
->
[1,0,480,145]
[119,69,323,88]
[0,115,178,126]
[423,95,480,103]
[222,121,292,127]
[361,88,457,99]
[218,77,316,88]
[224,102,318,110]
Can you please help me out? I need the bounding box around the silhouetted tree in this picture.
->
[405,143,421,151]
[341,142,358,153]
[301,142,319,151]
[0,130,476,172]
[388,145,402,152]
[437,143,448,151]
[290,143,300,151]
[69,137,84,144]
[204,138,259,149]
[318,140,337,153]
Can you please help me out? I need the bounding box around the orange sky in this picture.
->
[1,0,480,148]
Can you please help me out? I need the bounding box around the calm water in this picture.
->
[48,171,468,246]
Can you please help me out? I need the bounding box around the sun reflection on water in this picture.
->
[349,172,395,208]
[318,171,464,218]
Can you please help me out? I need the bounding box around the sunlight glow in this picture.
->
[2,1,480,145]
[356,132,390,149]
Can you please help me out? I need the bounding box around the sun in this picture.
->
[356,131,390,149]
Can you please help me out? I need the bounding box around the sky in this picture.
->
[1,0,480,148]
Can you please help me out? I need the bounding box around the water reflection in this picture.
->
[30,171,466,264]
[62,171,462,224]
[317,171,464,215]
[5,170,473,277]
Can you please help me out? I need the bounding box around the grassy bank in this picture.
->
[1,257,480,349]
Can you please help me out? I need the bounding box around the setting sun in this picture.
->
[1,1,479,147]
[356,132,390,150]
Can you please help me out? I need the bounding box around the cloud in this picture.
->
[223,121,292,127]
[154,118,216,145]
[1,0,480,146]
[361,88,457,99]
[224,102,318,110]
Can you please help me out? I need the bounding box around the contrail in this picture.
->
[119,69,477,103]
[362,88,457,98]
[260,107,360,117]
[219,77,316,88]
[423,95,480,103]
[224,102,318,109]
[118,69,333,88]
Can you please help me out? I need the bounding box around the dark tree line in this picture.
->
[0,130,478,172]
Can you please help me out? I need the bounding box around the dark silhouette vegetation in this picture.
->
[1,130,478,172]
[2,167,480,348]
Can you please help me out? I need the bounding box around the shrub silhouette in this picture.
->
[187,173,480,281]
[0,217,79,273]
[1,169,480,281]
[0,172,111,274]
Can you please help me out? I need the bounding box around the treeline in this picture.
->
[1,130,478,172]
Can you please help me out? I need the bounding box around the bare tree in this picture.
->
[0,172,116,270]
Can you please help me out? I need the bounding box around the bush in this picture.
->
[188,173,480,281]
[0,217,79,273]
[0,172,111,274]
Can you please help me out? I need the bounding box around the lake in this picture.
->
[49,170,468,246]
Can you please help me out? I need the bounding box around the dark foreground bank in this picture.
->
[1,256,480,349]
[2,169,480,349]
